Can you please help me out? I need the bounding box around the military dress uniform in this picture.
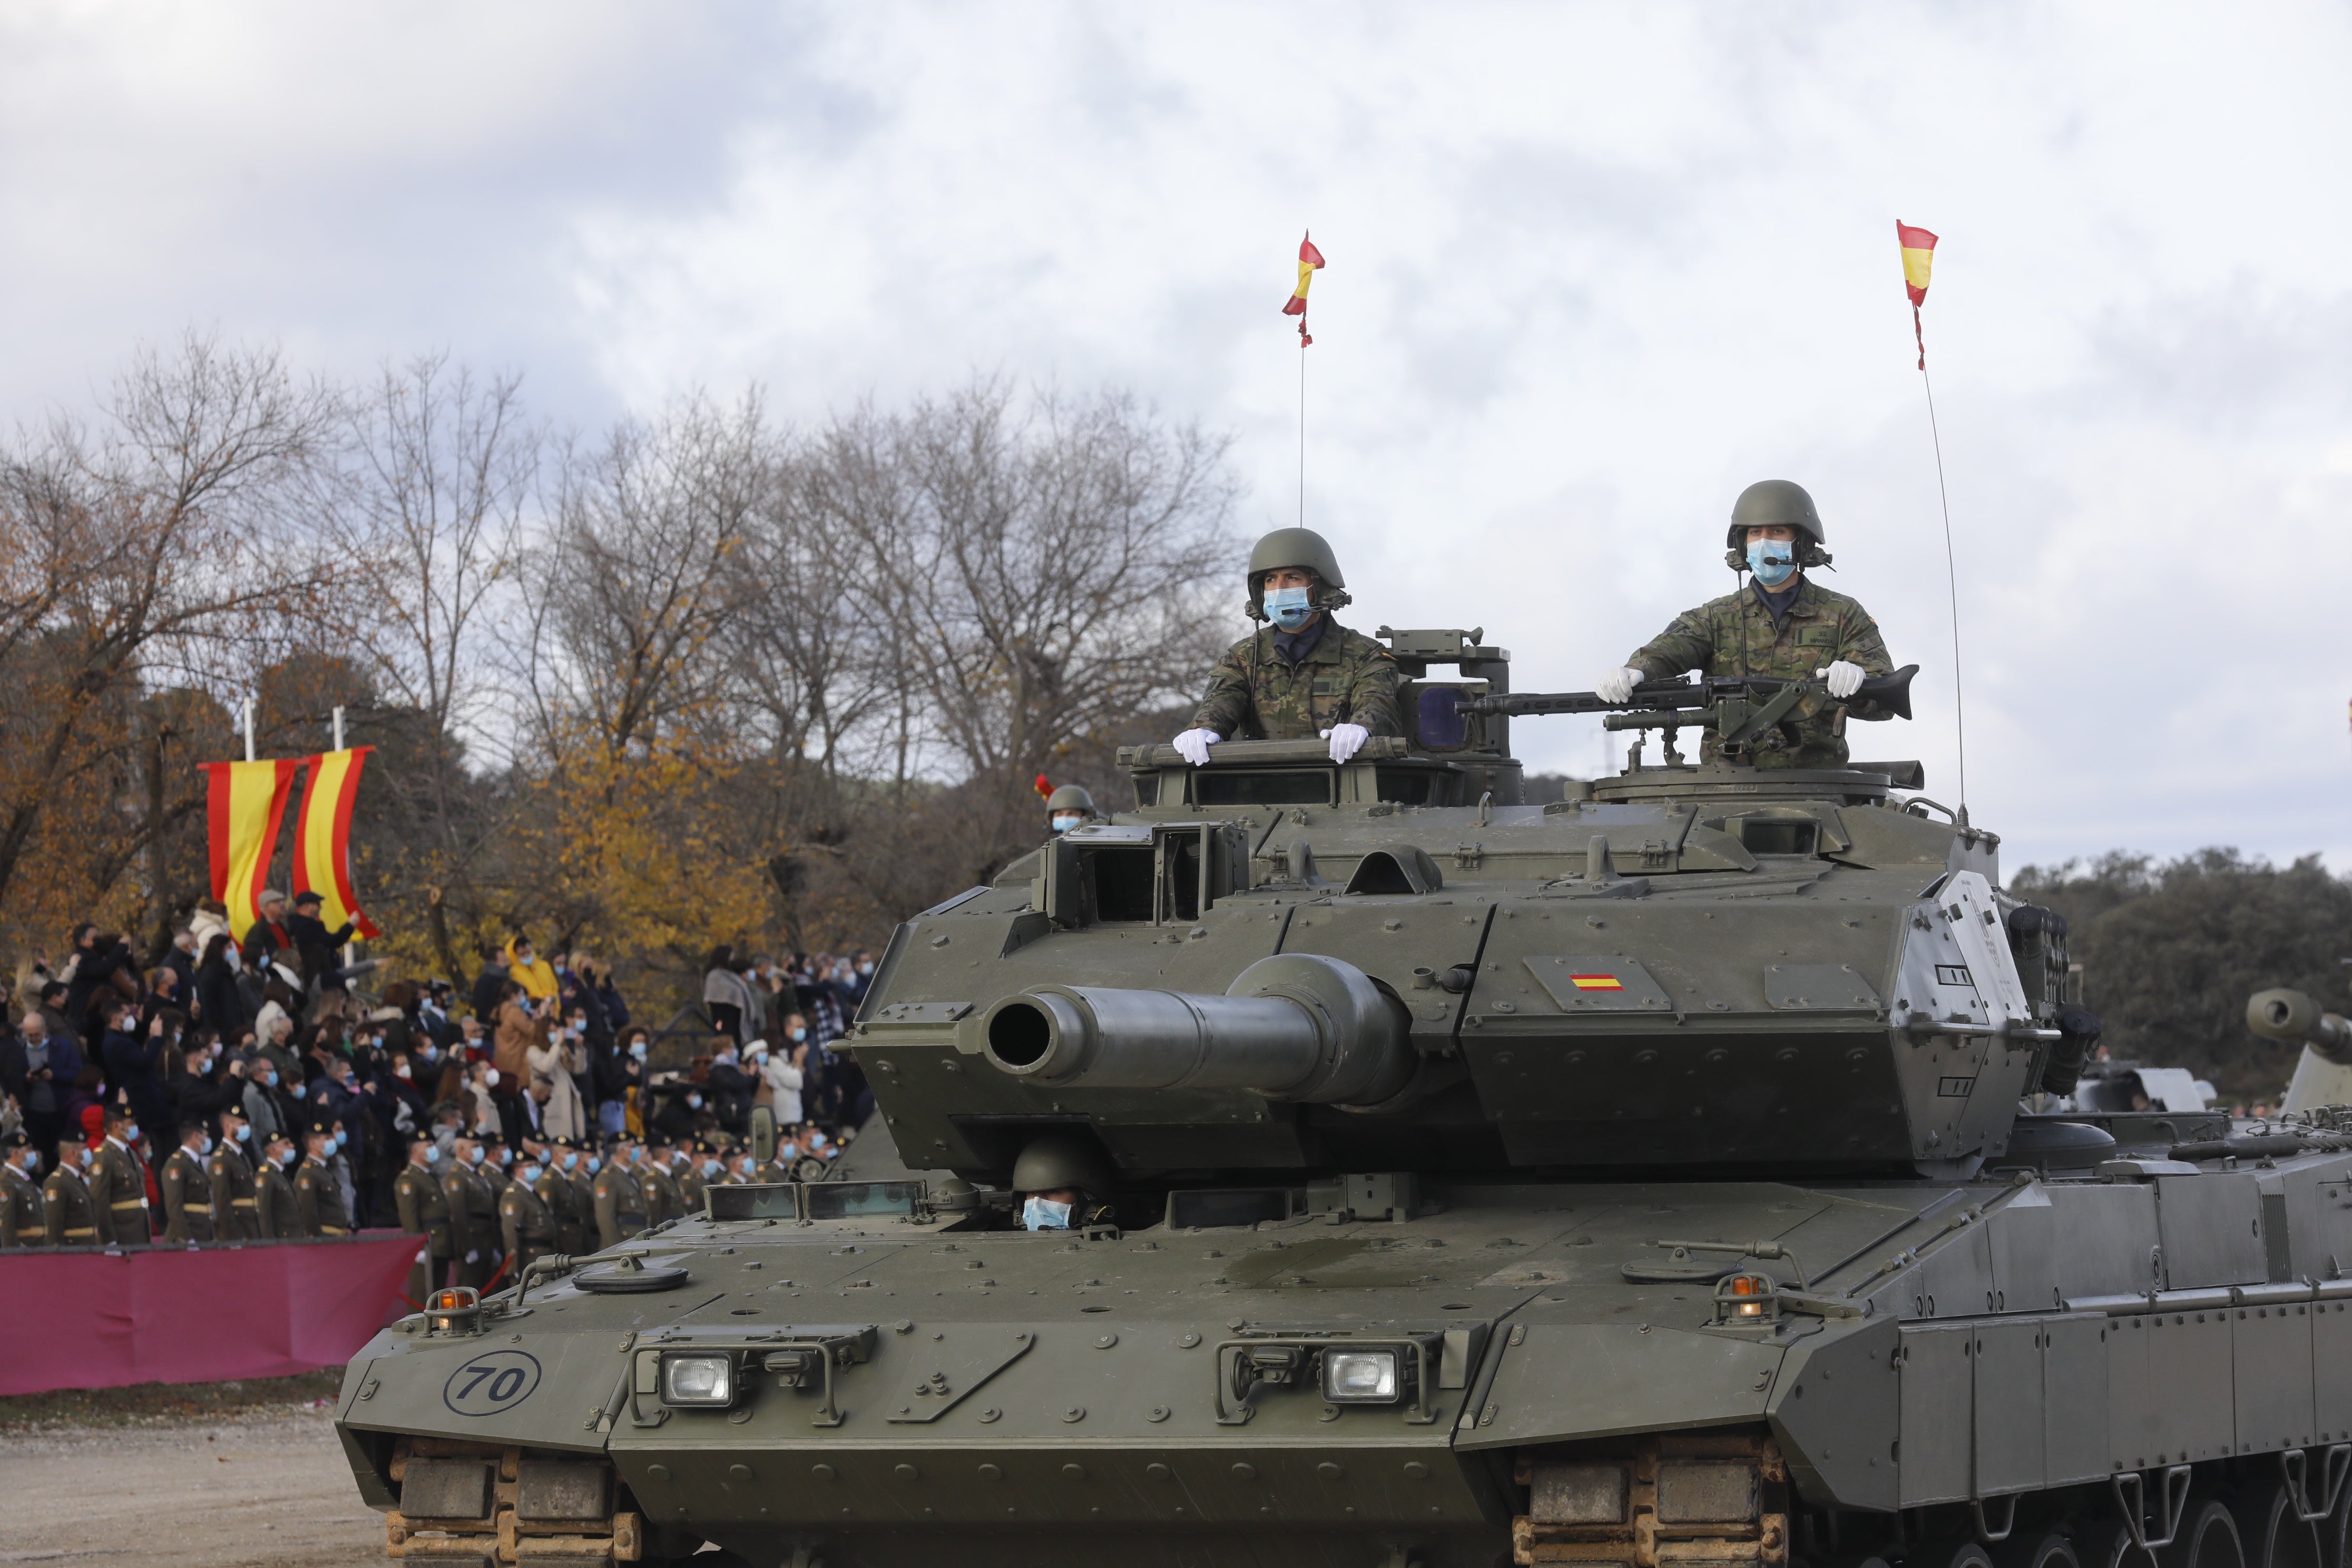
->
[675,1159,708,1216]
[592,1161,648,1250]
[498,1177,557,1272]
[1624,578,1894,769]
[752,1159,791,1184]
[639,1158,684,1228]
[89,1137,150,1244]
[257,1158,301,1239]
[1188,619,1403,743]
[42,1162,99,1246]
[394,1160,454,1293]
[208,1141,262,1240]
[566,1161,599,1246]
[293,1154,350,1237]
[2,1162,48,1246]
[533,1165,585,1256]
[442,1162,497,1287]
[161,1144,217,1243]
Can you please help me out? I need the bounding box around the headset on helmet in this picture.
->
[1722,479,1832,573]
[1243,527,1352,621]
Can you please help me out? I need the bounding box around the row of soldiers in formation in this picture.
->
[0,1103,353,1247]
[394,1132,792,1283]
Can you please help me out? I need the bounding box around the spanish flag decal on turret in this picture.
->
[1568,974,1625,992]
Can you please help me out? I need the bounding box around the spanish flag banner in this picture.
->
[203,758,302,938]
[1280,232,1326,344]
[293,747,381,940]
[1896,220,1938,368]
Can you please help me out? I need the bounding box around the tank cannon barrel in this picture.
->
[976,953,1414,1107]
[2247,987,2352,1066]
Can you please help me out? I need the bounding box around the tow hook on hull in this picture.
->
[1514,1429,1789,1568]
[384,1438,642,1565]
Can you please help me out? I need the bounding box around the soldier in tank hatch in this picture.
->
[1174,526,1402,767]
[1596,479,1895,769]
[1044,783,1098,835]
[1010,1134,1118,1232]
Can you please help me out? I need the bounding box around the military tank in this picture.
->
[337,626,2352,1568]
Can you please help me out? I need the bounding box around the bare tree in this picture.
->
[0,333,336,936]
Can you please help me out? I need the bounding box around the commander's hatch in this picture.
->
[1032,821,1255,929]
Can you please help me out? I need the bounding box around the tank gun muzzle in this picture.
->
[978,954,1414,1107]
[2248,987,2352,1066]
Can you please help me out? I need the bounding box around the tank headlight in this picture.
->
[1321,1348,1402,1404]
[661,1352,736,1407]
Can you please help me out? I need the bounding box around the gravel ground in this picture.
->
[0,1396,384,1567]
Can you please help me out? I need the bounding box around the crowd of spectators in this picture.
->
[0,891,879,1259]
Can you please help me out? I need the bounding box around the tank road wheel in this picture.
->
[2160,1502,2247,1568]
[2235,1481,2323,1568]
[2072,1521,2157,1568]
[2000,1534,2083,1568]
[1917,1542,1997,1568]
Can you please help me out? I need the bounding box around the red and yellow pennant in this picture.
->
[1281,231,1326,344]
[293,747,381,939]
[203,758,301,938]
[1896,219,1939,368]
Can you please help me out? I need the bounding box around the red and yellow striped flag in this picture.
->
[293,747,381,939]
[1896,221,1938,305]
[1281,231,1325,343]
[1896,220,1938,368]
[203,758,301,938]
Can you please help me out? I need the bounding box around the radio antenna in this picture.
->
[1897,220,1967,827]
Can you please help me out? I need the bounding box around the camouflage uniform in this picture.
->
[1625,578,1894,769]
[2,1162,47,1246]
[1188,620,1403,743]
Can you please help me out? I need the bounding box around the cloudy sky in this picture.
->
[4,2,2347,874]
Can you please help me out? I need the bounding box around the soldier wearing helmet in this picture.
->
[1172,527,1402,767]
[1044,784,1097,836]
[1595,481,1894,769]
[1009,1134,1119,1232]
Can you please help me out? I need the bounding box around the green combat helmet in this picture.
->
[1722,478,1832,572]
[1244,525,1352,620]
[1008,1133,1117,1202]
[1044,784,1094,819]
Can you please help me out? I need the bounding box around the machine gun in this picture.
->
[1457,663,1916,764]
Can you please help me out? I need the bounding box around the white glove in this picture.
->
[1321,723,1369,764]
[1820,660,1866,699]
[1173,728,1220,767]
[1595,667,1643,704]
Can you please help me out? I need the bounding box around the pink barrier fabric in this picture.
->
[0,1230,423,1395]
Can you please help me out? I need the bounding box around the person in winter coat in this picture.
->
[763,1041,806,1124]
[505,936,557,1002]
[525,1030,588,1142]
[701,945,754,1044]
[193,934,248,1040]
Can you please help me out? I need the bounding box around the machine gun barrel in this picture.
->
[1462,662,1917,722]
[2248,988,2352,1066]
[975,954,1413,1108]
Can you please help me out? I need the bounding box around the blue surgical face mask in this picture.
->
[702,1158,721,1178]
[586,1156,601,1174]
[466,1144,485,1165]
[1746,538,1797,587]
[275,1147,296,1167]
[1263,584,1313,631]
[423,1145,440,1164]
[787,1027,806,1043]
[1022,1195,1073,1231]
[629,1042,648,1060]
[686,1093,703,1111]
[233,1124,250,1142]
[561,1151,579,1172]
[1051,814,1083,833]
[518,1165,541,1186]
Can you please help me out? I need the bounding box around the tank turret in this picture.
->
[852,634,2073,1184]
